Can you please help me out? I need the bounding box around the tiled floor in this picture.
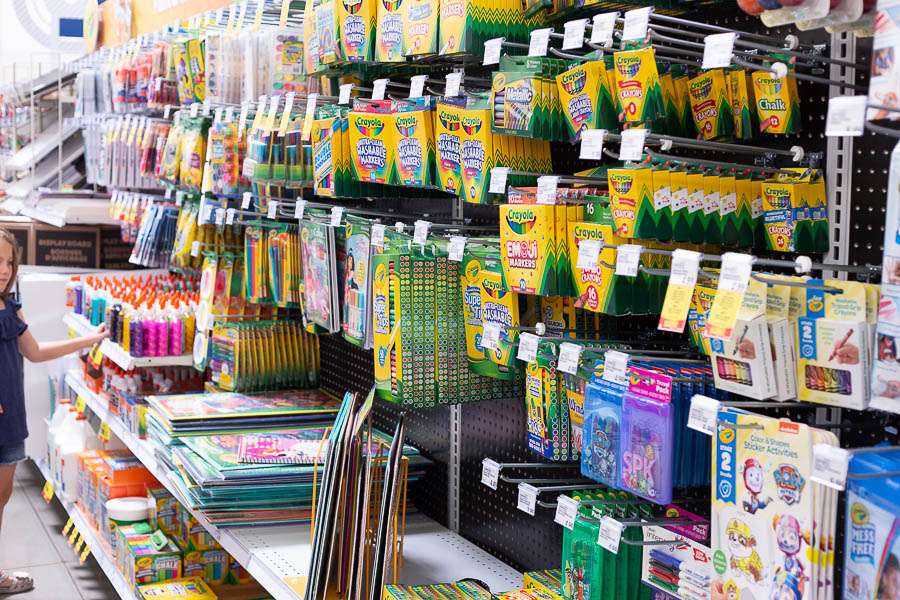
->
[1,460,118,599]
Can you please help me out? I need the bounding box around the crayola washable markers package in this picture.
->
[607,167,657,239]
[796,280,870,410]
[555,61,617,141]
[751,67,802,134]
[376,0,404,60]
[338,0,375,61]
[612,48,664,123]
[402,0,439,55]
[499,203,557,296]
[349,99,395,184]
[435,100,464,195]
[394,97,436,187]
[458,102,493,204]
[688,69,734,140]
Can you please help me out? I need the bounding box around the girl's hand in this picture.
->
[88,323,109,345]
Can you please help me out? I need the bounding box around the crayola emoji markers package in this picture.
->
[349,99,395,184]
[612,48,664,123]
[461,248,521,380]
[607,166,657,240]
[435,100,464,195]
[751,67,801,134]
[403,0,439,56]
[688,69,734,140]
[394,97,436,187]
[338,0,375,61]
[458,103,493,204]
[376,0,405,61]
[499,203,557,295]
[568,214,632,315]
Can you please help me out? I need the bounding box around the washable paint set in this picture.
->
[712,408,839,600]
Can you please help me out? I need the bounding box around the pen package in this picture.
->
[620,372,674,506]
[581,369,626,488]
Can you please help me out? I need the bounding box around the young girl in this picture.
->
[0,229,107,594]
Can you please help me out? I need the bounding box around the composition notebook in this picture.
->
[237,436,329,464]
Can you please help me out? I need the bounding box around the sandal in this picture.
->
[0,571,33,595]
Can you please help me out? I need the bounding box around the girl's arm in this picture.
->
[16,312,108,363]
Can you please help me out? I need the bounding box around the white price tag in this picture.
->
[563,19,588,50]
[409,75,428,99]
[242,192,252,210]
[517,483,539,516]
[215,208,225,226]
[214,107,224,123]
[615,244,642,277]
[294,200,308,220]
[371,223,386,247]
[339,84,353,105]
[484,38,504,65]
[202,98,211,116]
[576,239,602,270]
[602,350,630,386]
[203,203,214,222]
[238,101,250,139]
[537,175,560,205]
[517,332,540,363]
[811,443,852,491]
[670,249,701,287]
[481,458,501,489]
[718,253,754,293]
[591,12,617,45]
[558,342,583,375]
[372,79,388,101]
[580,129,606,160]
[445,72,462,98]
[191,241,201,257]
[555,495,579,530]
[481,322,501,351]
[175,191,184,207]
[165,188,173,199]
[598,516,625,554]
[267,201,279,220]
[226,208,236,225]
[190,102,200,117]
[702,32,736,69]
[687,394,721,436]
[448,236,467,262]
[528,28,552,57]
[330,206,345,227]
[619,129,647,161]
[826,95,867,137]
[622,7,651,41]
[414,220,431,245]
[489,167,510,194]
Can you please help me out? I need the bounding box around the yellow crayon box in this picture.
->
[688,69,733,140]
[612,47,664,123]
[435,101,464,195]
[349,99,395,184]
[458,105,493,204]
[500,204,557,296]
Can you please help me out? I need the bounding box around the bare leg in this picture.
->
[0,463,16,534]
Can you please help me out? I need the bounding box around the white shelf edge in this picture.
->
[63,312,95,337]
[99,337,193,371]
[34,459,141,600]
[20,203,117,228]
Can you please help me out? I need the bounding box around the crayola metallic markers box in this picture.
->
[394,97,435,187]
[500,203,557,296]
[349,99,395,184]
[458,106,493,204]
[435,101,464,195]
[338,0,375,61]
[492,71,541,138]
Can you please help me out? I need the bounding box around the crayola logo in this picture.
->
[764,188,791,209]
[343,0,363,14]
[506,208,537,234]
[615,55,641,78]
[718,426,735,444]
[610,173,633,195]
[807,298,824,313]
[689,78,713,100]
[355,117,385,137]
[850,502,869,525]
[560,69,587,95]
[482,278,504,293]
[395,115,418,136]
[573,225,605,242]
[439,111,461,131]
[461,116,483,135]
[464,261,480,281]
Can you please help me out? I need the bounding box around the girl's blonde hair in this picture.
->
[0,228,21,301]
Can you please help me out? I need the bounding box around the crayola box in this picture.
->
[729,69,757,139]
[148,486,179,538]
[394,97,436,188]
[761,178,798,252]
[349,99,395,184]
[120,531,183,590]
[373,251,405,400]
[567,216,632,315]
[612,47,664,123]
[556,61,617,141]
[435,100,464,195]
[338,0,375,61]
[687,69,733,140]
[137,577,217,600]
[311,116,341,197]
[176,539,229,586]
[458,104,493,204]
[524,570,562,594]
[376,0,404,60]
[492,70,542,138]
[179,503,220,551]
[403,0,439,55]
[607,167,657,239]
[500,203,557,295]
[751,68,801,134]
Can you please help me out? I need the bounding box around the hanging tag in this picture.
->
[191,241,201,258]
[484,38,504,65]
[563,19,587,50]
[202,202,214,223]
[277,91,297,137]
[481,458,501,489]
[481,322,501,351]
[190,102,200,118]
[242,191,252,210]
[619,129,647,161]
[528,28,552,57]
[555,495,579,530]
[42,480,54,503]
[591,12,617,45]
[826,96,867,137]
[267,201,279,220]
[580,129,606,160]
[706,253,754,340]
[238,101,250,140]
[413,220,431,245]
[445,72,462,98]
[702,32,736,70]
[615,244,642,277]
[576,239,602,270]
[165,188,173,200]
[558,342,583,375]
[294,200,308,220]
[372,79,388,101]
[226,208,236,226]
[371,223,386,247]
[448,236,467,262]
[280,0,291,26]
[99,423,111,444]
[202,98,211,116]
[602,350,630,386]
[489,167,510,194]
[75,396,87,415]
[409,75,428,99]
[622,7,651,41]
[517,483,539,516]
[687,394,721,436]
[175,191,184,207]
[598,516,625,554]
[164,104,173,119]
[62,518,74,536]
[658,249,701,333]
[215,208,225,226]
[301,93,318,141]
[253,0,266,32]
[215,107,225,122]
[537,175,560,205]
[339,84,353,105]
[331,206,345,227]
[811,444,852,491]
[517,332,540,363]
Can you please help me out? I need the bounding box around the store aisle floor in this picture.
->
[0,460,118,600]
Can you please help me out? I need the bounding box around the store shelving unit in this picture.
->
[34,460,140,600]
[62,369,523,600]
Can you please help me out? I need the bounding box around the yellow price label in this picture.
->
[41,480,54,503]
[79,545,90,564]
[74,535,85,554]
[658,283,694,333]
[280,0,291,26]
[68,529,78,546]
[253,0,266,32]
[88,344,103,369]
[706,288,744,340]
[99,423,111,444]
[75,396,87,415]
[62,518,73,536]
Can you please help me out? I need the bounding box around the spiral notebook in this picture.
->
[237,436,328,464]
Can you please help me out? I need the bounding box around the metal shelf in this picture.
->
[99,337,194,370]
[3,120,79,174]
[34,459,141,600]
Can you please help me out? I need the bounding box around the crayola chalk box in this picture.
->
[435,101,464,195]
[612,48,664,123]
[120,532,183,590]
[499,203,557,295]
[556,61,617,141]
[458,104,493,203]
[338,0,375,61]
[751,69,801,134]
[177,540,228,585]
[687,69,733,140]
[136,578,217,600]
[394,97,435,187]
[403,0,439,55]
[350,99,395,184]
